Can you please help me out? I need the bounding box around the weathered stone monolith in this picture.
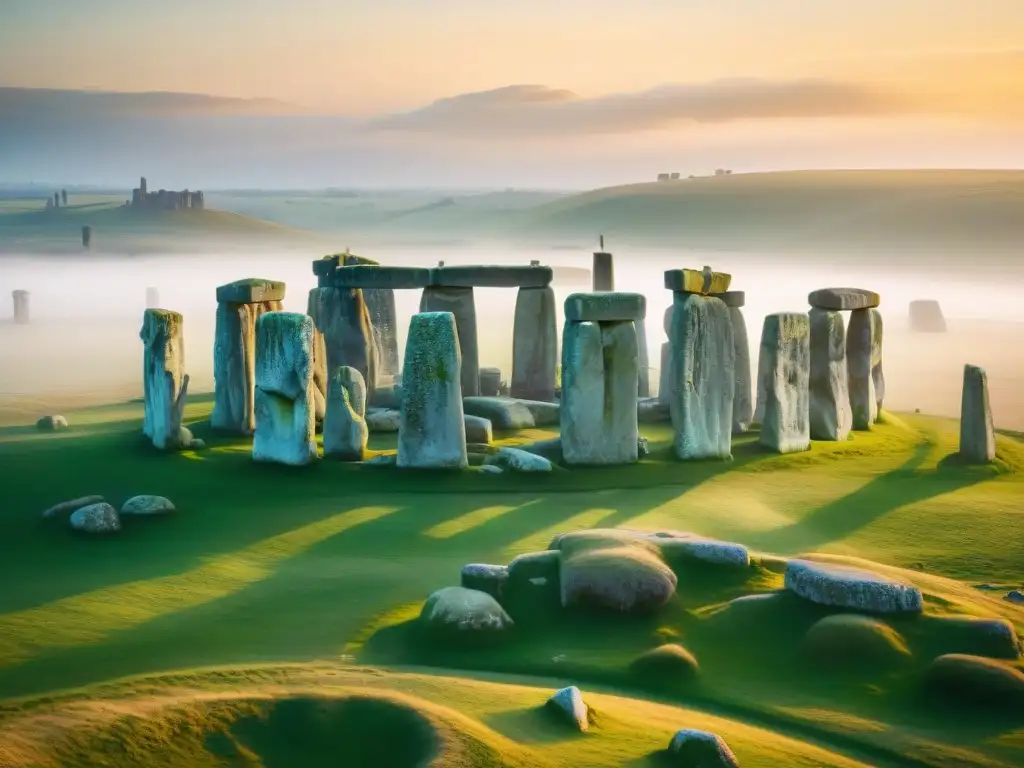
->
[757,312,811,453]
[561,293,644,465]
[252,311,318,466]
[398,312,467,469]
[479,367,502,397]
[959,364,995,464]
[211,279,285,434]
[140,309,190,450]
[511,286,557,401]
[809,308,852,441]
[729,307,752,434]
[323,366,368,461]
[420,286,478,397]
[307,286,378,402]
[668,294,735,460]
[592,251,614,291]
[847,308,878,430]
[871,308,885,414]
[636,316,650,397]
[12,290,29,325]
[364,287,400,378]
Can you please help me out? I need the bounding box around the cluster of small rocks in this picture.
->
[41,494,176,534]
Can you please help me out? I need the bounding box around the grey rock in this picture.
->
[564,291,646,323]
[668,294,735,460]
[757,312,811,453]
[668,730,739,767]
[366,408,401,433]
[308,287,378,402]
[398,312,468,469]
[546,686,590,732]
[808,287,880,311]
[70,502,121,534]
[809,308,852,441]
[120,495,175,516]
[252,311,319,466]
[479,367,503,397]
[511,286,558,401]
[479,464,503,475]
[785,559,923,613]
[36,414,68,432]
[636,315,650,397]
[189,438,206,450]
[847,308,878,430]
[910,299,947,333]
[1005,590,1024,605]
[460,563,509,599]
[959,364,995,464]
[430,264,552,288]
[462,397,536,429]
[658,341,672,405]
[464,414,493,444]
[327,265,431,290]
[369,383,402,410]
[363,287,400,377]
[419,586,513,635]
[638,396,671,424]
[42,495,104,519]
[485,446,554,472]
[871,308,885,414]
[420,285,479,397]
[561,319,639,465]
[323,366,369,461]
[729,307,752,434]
[140,309,190,450]
[365,453,397,466]
[592,251,614,290]
[215,278,286,304]
[653,532,750,568]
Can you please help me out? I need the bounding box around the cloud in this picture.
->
[368,79,911,137]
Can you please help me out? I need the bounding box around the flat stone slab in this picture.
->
[711,290,745,308]
[430,265,553,288]
[216,278,286,304]
[785,559,923,613]
[808,287,880,310]
[462,396,536,429]
[664,268,732,294]
[564,292,646,323]
[327,265,431,290]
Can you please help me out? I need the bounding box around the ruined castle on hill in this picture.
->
[128,177,205,211]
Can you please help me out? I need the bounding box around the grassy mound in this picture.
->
[630,643,701,687]
[925,654,1024,709]
[802,615,911,670]
[560,545,677,614]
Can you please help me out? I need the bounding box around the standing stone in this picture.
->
[81,225,92,249]
[659,342,672,403]
[909,299,946,333]
[636,316,650,397]
[420,286,479,397]
[211,280,285,435]
[871,308,885,414]
[307,286,378,401]
[757,313,811,453]
[479,367,502,397]
[145,287,160,309]
[847,308,878,430]
[323,366,368,461]
[11,290,29,325]
[561,316,640,466]
[730,307,753,433]
[668,294,735,460]
[592,251,614,291]
[252,312,318,466]
[364,287,400,378]
[140,309,190,450]
[511,286,557,401]
[809,308,852,441]
[959,364,995,464]
[398,312,468,469]
[305,289,330,427]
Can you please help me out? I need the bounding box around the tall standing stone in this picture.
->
[808,308,852,441]
[307,286,378,403]
[211,279,285,435]
[757,312,811,453]
[252,311,318,466]
[11,290,29,325]
[847,308,878,430]
[511,286,557,401]
[323,366,368,461]
[364,287,400,379]
[593,251,614,291]
[561,293,644,465]
[636,316,650,397]
[658,307,672,403]
[420,286,479,397]
[398,312,467,469]
[959,364,995,464]
[140,309,190,450]
[714,292,752,434]
[871,308,885,414]
[668,293,735,460]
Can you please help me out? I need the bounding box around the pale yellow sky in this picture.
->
[1,1,1022,114]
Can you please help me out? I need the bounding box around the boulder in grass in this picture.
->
[120,495,175,516]
[784,559,923,614]
[460,564,508,599]
[42,495,104,520]
[484,447,553,473]
[561,543,677,614]
[925,654,1024,708]
[651,532,750,569]
[630,643,700,685]
[927,616,1020,659]
[419,587,513,638]
[545,686,591,732]
[1005,590,1024,605]
[668,730,740,767]
[36,414,68,432]
[69,503,121,534]
[802,614,911,669]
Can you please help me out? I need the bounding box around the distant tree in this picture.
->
[61,189,67,205]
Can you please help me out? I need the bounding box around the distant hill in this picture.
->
[516,170,1024,251]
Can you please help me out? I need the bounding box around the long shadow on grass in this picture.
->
[747,441,994,555]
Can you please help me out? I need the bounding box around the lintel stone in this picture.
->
[327,265,431,290]
[216,278,286,304]
[711,290,745,308]
[564,291,646,323]
[808,287,880,311]
[430,265,553,288]
[664,268,732,294]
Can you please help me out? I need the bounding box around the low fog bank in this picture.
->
[2,246,1023,429]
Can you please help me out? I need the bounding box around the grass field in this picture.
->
[0,396,1021,767]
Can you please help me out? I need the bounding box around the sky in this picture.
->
[1,0,1022,187]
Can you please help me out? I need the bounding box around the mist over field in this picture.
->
[2,243,1022,430]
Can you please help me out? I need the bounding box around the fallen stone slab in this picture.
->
[785,559,923,613]
[514,436,563,461]
[430,264,553,288]
[215,278,286,304]
[484,446,553,472]
[464,414,493,444]
[808,287,880,311]
[462,397,536,430]
[327,265,431,290]
[664,268,732,294]
[366,408,400,433]
[563,292,646,323]
[638,397,671,423]
[42,495,104,519]
[651,532,751,568]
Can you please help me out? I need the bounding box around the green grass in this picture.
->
[0,398,1021,766]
